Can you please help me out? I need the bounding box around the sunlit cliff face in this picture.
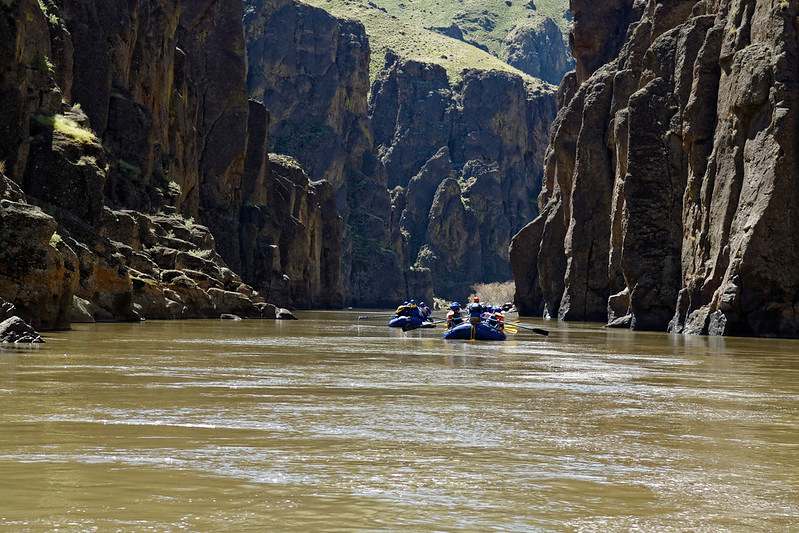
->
[568,0,631,83]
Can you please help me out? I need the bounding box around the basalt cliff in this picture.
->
[2,0,560,331]
[370,54,555,299]
[1,0,341,329]
[244,0,557,302]
[510,0,799,337]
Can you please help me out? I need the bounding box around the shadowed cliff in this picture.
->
[510,0,799,337]
[1,0,562,329]
[245,0,558,303]
[0,0,342,329]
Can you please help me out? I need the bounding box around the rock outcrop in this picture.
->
[426,9,574,85]
[510,0,799,337]
[0,199,77,330]
[370,54,557,300]
[504,17,575,85]
[239,155,345,308]
[0,0,345,328]
[0,316,44,343]
[244,0,407,306]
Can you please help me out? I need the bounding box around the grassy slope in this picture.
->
[303,0,570,84]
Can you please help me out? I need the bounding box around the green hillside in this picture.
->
[302,0,571,83]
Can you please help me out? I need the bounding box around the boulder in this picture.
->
[207,287,259,318]
[70,296,95,323]
[0,316,44,343]
[277,308,298,320]
[256,302,278,319]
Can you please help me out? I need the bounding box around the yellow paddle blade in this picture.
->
[504,325,518,334]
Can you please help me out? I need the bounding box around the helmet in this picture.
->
[420,302,425,307]
[410,299,415,304]
[403,301,408,306]
[450,303,460,310]
[453,302,460,307]
[474,297,479,303]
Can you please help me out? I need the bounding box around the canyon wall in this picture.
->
[1,0,561,327]
[370,53,557,299]
[244,0,558,303]
[244,0,407,306]
[0,0,342,329]
[510,0,799,337]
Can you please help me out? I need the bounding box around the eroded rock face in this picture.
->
[0,0,63,182]
[239,155,344,308]
[511,0,799,337]
[244,0,405,306]
[0,0,348,326]
[58,0,182,213]
[504,17,575,85]
[569,0,635,83]
[370,56,557,300]
[0,200,77,330]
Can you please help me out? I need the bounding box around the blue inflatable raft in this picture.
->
[443,322,506,341]
[388,316,435,328]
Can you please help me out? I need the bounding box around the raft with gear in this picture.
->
[388,316,436,328]
[443,321,507,341]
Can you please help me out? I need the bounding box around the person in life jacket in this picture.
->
[446,302,463,328]
[408,299,425,320]
[419,301,431,319]
[495,307,505,331]
[486,306,498,327]
[487,306,505,331]
[395,301,411,316]
[469,297,483,325]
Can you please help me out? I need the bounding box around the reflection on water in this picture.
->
[1,311,798,531]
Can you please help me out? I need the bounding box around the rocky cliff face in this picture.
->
[0,0,342,328]
[504,16,575,85]
[244,0,409,306]
[239,154,345,308]
[510,0,799,337]
[370,53,557,299]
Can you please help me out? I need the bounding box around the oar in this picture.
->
[509,322,549,336]
[401,320,437,332]
[401,315,453,331]
[357,314,400,320]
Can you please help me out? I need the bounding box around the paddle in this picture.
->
[357,314,400,320]
[401,320,437,332]
[508,322,549,336]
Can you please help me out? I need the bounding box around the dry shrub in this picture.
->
[468,281,515,307]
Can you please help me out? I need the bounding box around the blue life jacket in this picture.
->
[469,303,482,318]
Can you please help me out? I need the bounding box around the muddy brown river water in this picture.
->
[1,311,797,531]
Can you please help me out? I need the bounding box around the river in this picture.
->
[1,310,797,531]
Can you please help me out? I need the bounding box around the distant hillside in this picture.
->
[300,0,573,84]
